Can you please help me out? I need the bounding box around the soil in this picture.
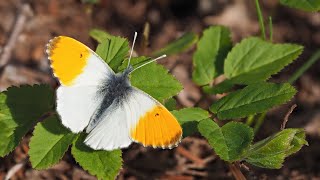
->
[1,0,320,179]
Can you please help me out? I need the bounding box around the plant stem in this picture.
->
[229,163,246,180]
[288,49,320,84]
[269,16,273,42]
[246,115,255,126]
[253,112,266,134]
[255,0,266,40]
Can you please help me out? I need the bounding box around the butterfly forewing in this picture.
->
[47,36,113,132]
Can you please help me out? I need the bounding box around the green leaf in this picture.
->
[81,0,100,4]
[224,37,303,84]
[198,120,253,161]
[72,134,122,180]
[244,128,308,169]
[210,83,297,120]
[164,98,177,111]
[192,26,232,86]
[171,107,210,125]
[29,115,77,169]
[172,108,210,137]
[95,40,109,60]
[89,29,112,43]
[119,57,182,102]
[280,0,320,11]
[152,32,198,57]
[95,36,129,72]
[0,85,54,157]
[180,121,199,137]
[202,79,234,94]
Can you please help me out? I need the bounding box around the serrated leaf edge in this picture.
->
[29,121,75,169]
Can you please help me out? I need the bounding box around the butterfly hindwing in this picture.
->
[84,99,133,150]
[127,88,182,148]
[84,87,182,150]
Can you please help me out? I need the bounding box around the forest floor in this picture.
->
[1,0,320,179]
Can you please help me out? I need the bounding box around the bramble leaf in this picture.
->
[119,57,182,102]
[172,108,210,137]
[164,98,177,111]
[280,0,320,12]
[153,32,198,57]
[198,119,253,161]
[171,107,210,125]
[192,26,232,86]
[0,85,54,157]
[89,28,112,43]
[72,134,122,180]
[202,79,234,94]
[244,128,308,169]
[29,115,77,169]
[224,37,303,84]
[210,83,296,120]
[95,36,129,72]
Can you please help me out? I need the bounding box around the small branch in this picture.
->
[255,0,266,40]
[0,4,33,68]
[288,49,320,84]
[281,104,297,130]
[253,112,266,134]
[5,159,27,180]
[176,146,204,165]
[268,16,273,42]
[229,163,246,180]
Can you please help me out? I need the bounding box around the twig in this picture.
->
[255,0,266,40]
[253,112,266,134]
[281,104,297,130]
[288,49,320,84]
[142,22,150,52]
[176,146,204,165]
[5,159,27,180]
[229,163,246,180]
[0,4,33,68]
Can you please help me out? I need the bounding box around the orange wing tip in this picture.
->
[46,36,90,85]
[45,36,63,83]
[130,105,183,149]
[132,130,182,149]
[45,36,62,58]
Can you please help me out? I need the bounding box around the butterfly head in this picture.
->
[122,65,134,77]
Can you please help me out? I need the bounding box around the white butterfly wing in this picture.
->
[84,88,182,150]
[47,36,113,133]
[84,100,132,150]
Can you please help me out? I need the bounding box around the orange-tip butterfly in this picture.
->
[46,33,182,150]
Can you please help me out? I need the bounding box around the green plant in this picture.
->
[1,1,318,178]
[0,30,201,179]
[280,0,320,12]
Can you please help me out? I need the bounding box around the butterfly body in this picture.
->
[86,67,133,132]
[47,36,182,150]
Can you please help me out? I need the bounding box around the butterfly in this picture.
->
[46,33,182,150]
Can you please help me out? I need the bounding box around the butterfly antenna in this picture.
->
[127,32,138,68]
[130,54,167,73]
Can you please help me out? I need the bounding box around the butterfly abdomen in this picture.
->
[86,72,132,132]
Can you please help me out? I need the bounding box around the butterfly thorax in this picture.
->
[86,67,133,132]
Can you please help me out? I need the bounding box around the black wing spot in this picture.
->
[155,113,159,117]
[80,53,83,58]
